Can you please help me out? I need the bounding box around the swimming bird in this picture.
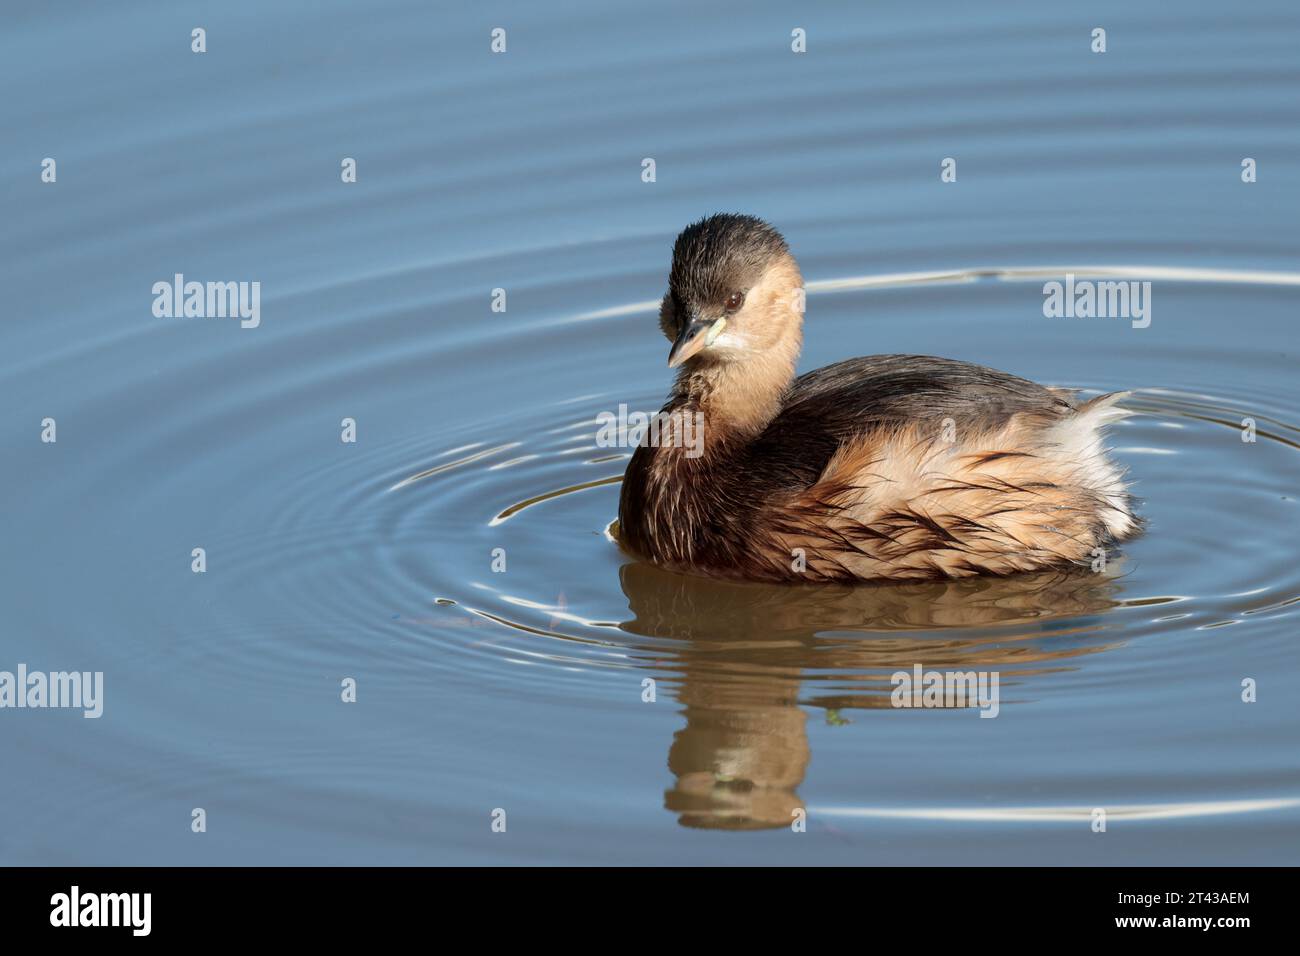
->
[617,214,1138,583]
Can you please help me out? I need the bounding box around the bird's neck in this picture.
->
[670,335,800,444]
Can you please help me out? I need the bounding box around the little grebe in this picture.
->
[618,214,1138,582]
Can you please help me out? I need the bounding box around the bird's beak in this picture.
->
[668,316,728,368]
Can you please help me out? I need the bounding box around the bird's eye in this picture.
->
[725,291,745,312]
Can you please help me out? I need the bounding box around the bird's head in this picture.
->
[660,214,805,369]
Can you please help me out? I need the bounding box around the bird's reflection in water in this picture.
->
[616,561,1126,830]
